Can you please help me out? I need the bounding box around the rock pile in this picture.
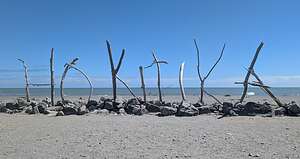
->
[1,97,300,118]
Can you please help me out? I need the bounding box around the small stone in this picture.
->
[37,102,48,114]
[5,102,19,110]
[248,153,260,157]
[160,106,177,116]
[176,101,199,117]
[145,103,161,112]
[274,107,286,116]
[97,109,109,115]
[25,107,34,114]
[86,100,99,111]
[287,102,300,116]
[198,105,216,114]
[56,111,64,116]
[33,106,40,114]
[119,108,126,115]
[77,106,88,115]
[0,102,7,113]
[62,107,77,115]
[100,101,114,110]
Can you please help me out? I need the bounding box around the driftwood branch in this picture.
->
[50,48,55,106]
[179,62,186,101]
[235,81,270,88]
[203,90,222,105]
[144,51,168,102]
[17,59,30,102]
[67,64,93,102]
[106,40,125,102]
[249,70,283,107]
[239,42,264,104]
[139,66,146,102]
[194,39,203,81]
[204,44,226,80]
[194,39,225,104]
[116,75,140,105]
[60,58,93,103]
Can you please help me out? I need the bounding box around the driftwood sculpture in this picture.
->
[50,48,55,106]
[237,42,264,104]
[60,58,93,103]
[179,62,186,101]
[194,39,225,104]
[145,51,168,102]
[235,42,283,107]
[139,66,146,102]
[17,59,30,102]
[106,40,125,102]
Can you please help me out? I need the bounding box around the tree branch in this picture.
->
[204,43,226,80]
[239,42,264,104]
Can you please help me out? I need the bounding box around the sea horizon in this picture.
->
[1,87,300,97]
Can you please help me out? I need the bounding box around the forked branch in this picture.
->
[106,40,125,102]
[194,39,226,104]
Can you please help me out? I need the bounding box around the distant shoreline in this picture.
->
[1,87,300,97]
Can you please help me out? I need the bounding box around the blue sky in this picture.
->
[0,0,300,88]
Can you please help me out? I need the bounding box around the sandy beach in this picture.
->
[0,95,300,159]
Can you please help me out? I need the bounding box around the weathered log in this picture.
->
[17,59,30,102]
[179,62,186,101]
[106,40,125,102]
[139,66,146,102]
[239,42,264,104]
[194,39,225,104]
[50,48,55,106]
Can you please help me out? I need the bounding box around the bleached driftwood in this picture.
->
[106,40,125,102]
[60,58,93,103]
[116,75,140,105]
[194,39,225,104]
[139,66,146,102]
[250,70,283,107]
[179,62,186,101]
[145,51,168,102]
[50,48,55,106]
[17,59,30,102]
[238,42,264,104]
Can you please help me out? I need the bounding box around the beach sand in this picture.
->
[0,95,300,159]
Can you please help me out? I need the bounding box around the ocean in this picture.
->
[0,88,299,97]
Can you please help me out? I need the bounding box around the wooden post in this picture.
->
[50,48,55,106]
[106,40,125,102]
[18,59,30,102]
[179,62,186,101]
[139,66,146,102]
